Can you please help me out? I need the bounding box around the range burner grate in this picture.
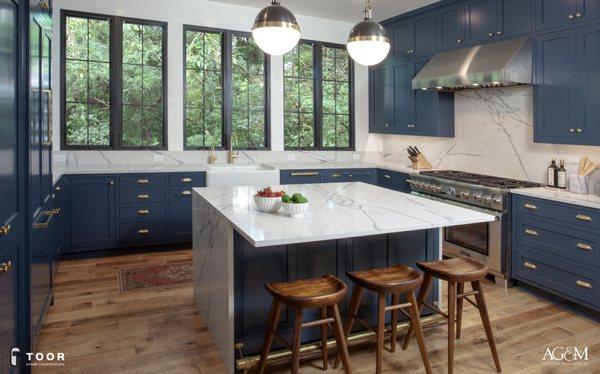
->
[419,170,540,189]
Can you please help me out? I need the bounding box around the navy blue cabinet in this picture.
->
[323,169,377,184]
[534,25,600,145]
[438,2,467,50]
[69,176,116,251]
[1,239,20,374]
[280,170,323,184]
[500,0,533,38]
[535,0,600,31]
[512,195,600,312]
[377,169,411,192]
[368,62,394,133]
[467,0,500,43]
[169,172,205,243]
[389,12,436,57]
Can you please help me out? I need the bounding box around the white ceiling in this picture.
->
[214,0,438,22]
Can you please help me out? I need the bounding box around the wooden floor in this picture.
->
[36,250,600,374]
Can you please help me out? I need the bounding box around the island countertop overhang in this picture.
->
[193,182,495,247]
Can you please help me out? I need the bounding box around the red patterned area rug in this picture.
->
[117,262,193,292]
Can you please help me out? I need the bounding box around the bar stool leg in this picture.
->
[291,309,304,374]
[257,299,282,374]
[402,273,433,350]
[330,304,352,374]
[320,308,329,370]
[333,285,363,369]
[447,281,456,374]
[390,294,400,353]
[472,281,502,373]
[405,291,432,374]
[456,282,464,339]
[376,292,386,374]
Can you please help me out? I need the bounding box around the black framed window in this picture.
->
[184,27,224,148]
[283,42,353,150]
[61,11,167,149]
[184,27,269,150]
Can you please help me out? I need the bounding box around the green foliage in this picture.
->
[321,46,351,149]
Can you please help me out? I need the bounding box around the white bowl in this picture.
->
[281,202,309,218]
[254,195,282,213]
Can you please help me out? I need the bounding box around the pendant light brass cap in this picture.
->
[252,1,300,31]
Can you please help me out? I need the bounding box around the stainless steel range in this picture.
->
[409,170,539,284]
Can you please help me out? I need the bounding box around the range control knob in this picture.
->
[474,194,483,201]
[484,196,492,204]
[493,197,502,205]
[462,192,470,198]
[447,187,456,196]
[435,186,442,193]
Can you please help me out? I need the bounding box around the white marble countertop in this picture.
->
[511,187,600,210]
[52,161,420,184]
[193,182,495,247]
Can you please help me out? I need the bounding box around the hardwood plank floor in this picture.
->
[36,250,599,373]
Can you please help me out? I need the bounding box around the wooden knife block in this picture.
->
[409,154,433,169]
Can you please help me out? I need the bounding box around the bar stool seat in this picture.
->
[335,265,432,374]
[257,275,352,374]
[403,257,502,374]
[266,275,347,309]
[416,257,489,282]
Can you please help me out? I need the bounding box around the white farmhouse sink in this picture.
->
[206,163,280,187]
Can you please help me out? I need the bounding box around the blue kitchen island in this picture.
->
[192,182,494,372]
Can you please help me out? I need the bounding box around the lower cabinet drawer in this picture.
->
[513,247,599,309]
[514,216,600,268]
[119,189,166,205]
[119,220,168,245]
[119,204,167,221]
[377,169,410,192]
[280,170,322,184]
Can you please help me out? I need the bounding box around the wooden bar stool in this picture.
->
[402,258,502,374]
[256,275,352,374]
[334,265,432,374]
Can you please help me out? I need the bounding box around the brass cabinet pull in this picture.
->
[181,190,192,196]
[576,243,592,251]
[138,209,150,215]
[576,214,592,222]
[384,174,391,179]
[55,186,61,192]
[0,261,12,275]
[52,208,61,215]
[108,181,115,186]
[0,224,11,236]
[576,280,592,289]
[568,14,575,19]
[349,174,353,178]
[523,262,538,270]
[575,12,583,18]
[181,177,193,183]
[524,203,538,210]
[524,229,539,237]
[33,210,55,229]
[332,173,341,178]
[137,179,150,184]
[138,229,150,235]
[290,172,319,177]
[40,1,49,10]
[137,194,150,200]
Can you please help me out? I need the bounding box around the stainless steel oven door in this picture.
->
[411,192,505,276]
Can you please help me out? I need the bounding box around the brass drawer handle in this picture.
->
[138,209,150,215]
[332,173,341,178]
[137,194,150,200]
[576,214,592,222]
[524,229,538,237]
[290,172,319,177]
[0,224,11,236]
[523,262,538,270]
[181,177,193,183]
[33,210,55,230]
[137,179,150,184]
[576,280,592,289]
[524,203,538,210]
[52,208,61,215]
[138,229,150,235]
[576,243,592,251]
[349,174,353,178]
[0,261,12,274]
[181,190,192,196]
[384,174,391,179]
[55,186,61,192]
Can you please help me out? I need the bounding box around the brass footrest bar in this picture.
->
[235,314,446,372]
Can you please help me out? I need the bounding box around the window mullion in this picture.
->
[223,31,232,150]
[314,43,323,150]
[111,16,123,149]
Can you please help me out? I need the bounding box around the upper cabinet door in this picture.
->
[413,12,437,55]
[534,29,578,143]
[437,2,466,50]
[391,21,414,57]
[576,24,600,143]
[535,0,579,31]
[467,0,500,44]
[393,61,416,132]
[369,62,395,133]
[579,0,600,23]
[499,0,532,38]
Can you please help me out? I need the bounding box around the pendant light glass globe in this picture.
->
[252,0,301,56]
[347,1,390,66]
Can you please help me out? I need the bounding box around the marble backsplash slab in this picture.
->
[382,87,600,195]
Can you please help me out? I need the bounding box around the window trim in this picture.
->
[284,40,355,151]
[183,26,271,150]
[60,10,169,150]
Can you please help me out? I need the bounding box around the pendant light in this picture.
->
[252,0,301,56]
[347,0,390,66]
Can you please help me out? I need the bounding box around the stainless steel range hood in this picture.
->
[412,37,532,90]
